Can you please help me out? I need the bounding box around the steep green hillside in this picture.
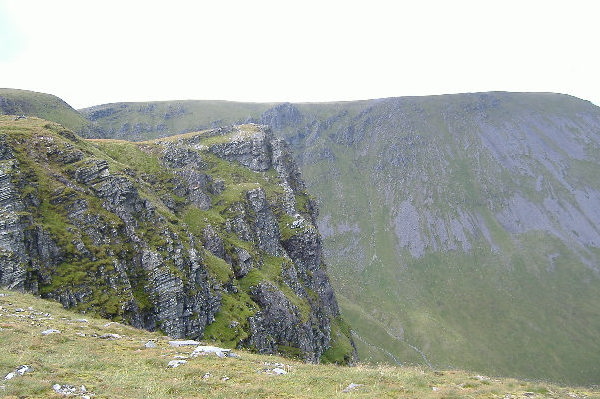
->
[0,89,95,135]
[0,116,354,363]
[86,92,600,386]
[278,93,600,386]
[81,100,274,141]
[2,290,596,399]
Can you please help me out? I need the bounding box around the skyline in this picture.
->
[1,0,599,108]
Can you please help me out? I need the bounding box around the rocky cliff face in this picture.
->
[0,116,355,363]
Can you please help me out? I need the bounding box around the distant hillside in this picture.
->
[80,100,274,141]
[85,92,600,386]
[0,88,99,136]
[1,289,596,398]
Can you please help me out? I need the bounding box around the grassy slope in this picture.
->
[0,89,92,133]
[1,290,596,399]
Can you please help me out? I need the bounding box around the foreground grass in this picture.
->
[0,290,597,399]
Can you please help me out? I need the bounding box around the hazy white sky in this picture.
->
[1,0,599,109]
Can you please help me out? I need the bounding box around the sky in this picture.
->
[1,0,599,109]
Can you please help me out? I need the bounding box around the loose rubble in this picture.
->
[41,328,61,335]
[4,365,33,380]
[99,333,121,339]
[191,345,237,358]
[52,383,92,398]
[167,360,187,368]
[262,362,291,375]
[342,383,363,393]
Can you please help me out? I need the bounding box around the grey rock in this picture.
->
[245,188,282,255]
[4,365,32,380]
[342,383,363,393]
[191,345,232,358]
[168,340,200,347]
[99,333,122,339]
[202,226,225,259]
[232,247,253,278]
[73,159,110,184]
[167,360,187,368]
[259,103,303,130]
[144,340,157,348]
[52,384,89,396]
[246,282,330,362]
[208,126,273,171]
[41,329,61,335]
[161,145,203,169]
[271,367,287,375]
[175,169,213,210]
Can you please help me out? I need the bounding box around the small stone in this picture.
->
[272,368,287,375]
[15,365,32,376]
[41,329,61,335]
[144,340,157,348]
[167,360,187,368]
[76,332,86,337]
[432,387,440,392]
[52,384,80,395]
[99,333,121,339]
[342,383,363,393]
[202,373,211,379]
[73,318,88,323]
[221,376,230,381]
[191,345,232,358]
[14,308,24,312]
[168,340,200,347]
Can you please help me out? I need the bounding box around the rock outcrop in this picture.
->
[0,116,355,363]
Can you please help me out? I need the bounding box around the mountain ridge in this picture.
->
[3,89,600,385]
